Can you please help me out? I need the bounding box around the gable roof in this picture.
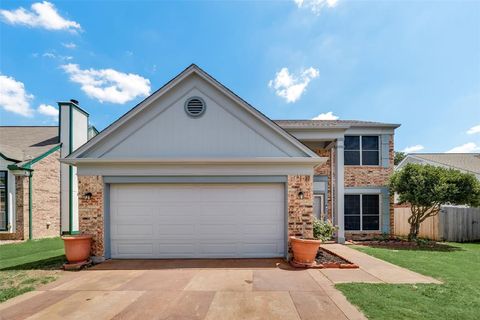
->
[0,126,60,163]
[66,64,319,160]
[275,120,400,129]
[398,153,480,175]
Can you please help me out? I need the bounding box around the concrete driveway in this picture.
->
[0,259,366,320]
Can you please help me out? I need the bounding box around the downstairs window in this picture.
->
[345,194,380,231]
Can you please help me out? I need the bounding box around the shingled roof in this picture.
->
[275,120,400,129]
[0,126,60,164]
[407,153,480,175]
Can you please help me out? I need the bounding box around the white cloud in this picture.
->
[402,145,425,153]
[0,75,34,117]
[62,42,76,49]
[294,0,339,15]
[447,142,480,153]
[61,63,151,104]
[467,124,480,135]
[37,104,58,118]
[312,111,339,120]
[268,67,319,103]
[42,52,56,58]
[0,1,81,32]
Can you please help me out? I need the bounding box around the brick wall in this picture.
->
[0,176,28,240]
[287,175,314,239]
[31,150,61,238]
[312,135,395,239]
[78,175,104,257]
[313,148,334,220]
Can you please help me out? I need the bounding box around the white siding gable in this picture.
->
[82,73,308,159]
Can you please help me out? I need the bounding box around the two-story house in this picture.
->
[58,64,399,261]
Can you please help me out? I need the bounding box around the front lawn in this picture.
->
[336,242,480,320]
[0,237,65,302]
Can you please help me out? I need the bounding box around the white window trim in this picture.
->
[344,135,380,166]
[345,193,382,232]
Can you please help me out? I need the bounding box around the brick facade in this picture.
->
[0,150,60,241]
[287,175,314,239]
[78,175,104,256]
[313,148,334,221]
[313,135,396,239]
[31,150,61,238]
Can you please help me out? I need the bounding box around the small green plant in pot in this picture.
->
[313,218,337,242]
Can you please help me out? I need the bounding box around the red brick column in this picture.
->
[78,176,104,257]
[287,175,314,239]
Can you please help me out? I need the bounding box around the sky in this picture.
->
[0,0,479,153]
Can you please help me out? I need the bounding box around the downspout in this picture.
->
[68,104,73,234]
[330,146,334,223]
[29,171,33,240]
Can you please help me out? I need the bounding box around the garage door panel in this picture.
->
[110,183,285,259]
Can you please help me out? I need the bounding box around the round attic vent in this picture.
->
[184,97,206,117]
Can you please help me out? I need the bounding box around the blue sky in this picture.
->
[1,0,479,153]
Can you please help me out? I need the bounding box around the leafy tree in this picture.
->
[394,151,406,165]
[390,163,480,241]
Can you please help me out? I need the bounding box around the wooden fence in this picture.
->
[394,205,480,242]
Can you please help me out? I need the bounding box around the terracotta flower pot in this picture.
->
[62,235,92,263]
[290,236,321,266]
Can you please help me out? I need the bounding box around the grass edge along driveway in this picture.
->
[336,242,480,320]
[0,237,65,303]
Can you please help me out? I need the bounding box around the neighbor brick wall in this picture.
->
[287,175,314,239]
[0,176,28,240]
[31,150,61,239]
[78,175,104,257]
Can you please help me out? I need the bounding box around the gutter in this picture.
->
[59,157,328,166]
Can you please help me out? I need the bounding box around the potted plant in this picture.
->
[62,234,93,264]
[290,218,337,266]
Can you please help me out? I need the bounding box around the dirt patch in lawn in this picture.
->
[0,269,62,302]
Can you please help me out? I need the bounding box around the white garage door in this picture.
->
[110,183,285,259]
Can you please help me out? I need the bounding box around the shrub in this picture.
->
[313,218,337,241]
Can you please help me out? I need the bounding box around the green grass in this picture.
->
[0,237,65,302]
[336,242,480,320]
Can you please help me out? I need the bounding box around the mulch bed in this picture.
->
[350,238,458,251]
[290,247,359,269]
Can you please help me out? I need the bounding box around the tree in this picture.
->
[390,163,480,241]
[394,151,406,165]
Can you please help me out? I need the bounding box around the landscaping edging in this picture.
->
[290,247,359,269]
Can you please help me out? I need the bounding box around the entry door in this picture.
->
[109,183,285,259]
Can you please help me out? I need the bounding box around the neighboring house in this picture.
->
[61,64,400,260]
[396,153,480,180]
[0,104,97,240]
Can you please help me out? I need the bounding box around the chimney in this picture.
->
[58,99,89,234]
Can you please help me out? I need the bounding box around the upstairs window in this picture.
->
[344,136,379,165]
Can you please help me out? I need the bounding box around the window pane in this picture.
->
[345,136,360,150]
[362,136,379,150]
[345,216,360,230]
[345,151,360,165]
[0,172,5,187]
[363,216,380,230]
[362,195,379,215]
[345,195,360,215]
[362,151,379,165]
